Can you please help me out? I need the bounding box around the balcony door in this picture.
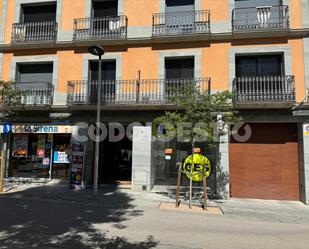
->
[20,3,56,23]
[235,0,282,9]
[18,3,57,42]
[92,0,118,33]
[92,0,118,18]
[235,54,285,99]
[234,0,283,28]
[236,54,283,77]
[89,60,116,103]
[16,63,53,105]
[165,0,195,33]
[165,57,194,96]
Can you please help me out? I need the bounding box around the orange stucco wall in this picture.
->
[1,53,12,81]
[57,51,83,93]
[0,37,306,99]
[202,0,229,21]
[289,38,306,100]
[202,43,229,90]
[61,0,85,31]
[4,0,15,44]
[1,0,305,43]
[124,0,159,26]
[122,47,159,79]
[290,0,303,29]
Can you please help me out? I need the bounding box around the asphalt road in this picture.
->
[0,184,309,249]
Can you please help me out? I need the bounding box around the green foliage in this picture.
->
[154,83,240,145]
[0,81,23,120]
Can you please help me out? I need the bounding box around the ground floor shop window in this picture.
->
[9,134,52,178]
[153,139,218,196]
[8,133,72,179]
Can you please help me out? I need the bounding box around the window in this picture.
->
[17,63,53,83]
[236,54,283,77]
[21,2,56,23]
[92,0,118,18]
[166,0,194,13]
[165,57,194,79]
[165,0,195,31]
[235,0,282,9]
[88,60,116,102]
[89,60,116,81]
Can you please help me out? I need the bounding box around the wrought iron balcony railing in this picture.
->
[232,5,289,32]
[152,10,210,36]
[14,82,54,106]
[67,78,211,105]
[73,16,128,41]
[233,75,295,104]
[11,21,58,43]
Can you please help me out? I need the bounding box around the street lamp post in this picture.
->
[88,45,105,196]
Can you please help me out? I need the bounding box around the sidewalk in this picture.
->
[1,180,309,249]
[2,180,309,224]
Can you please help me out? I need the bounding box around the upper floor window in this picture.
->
[20,2,57,23]
[15,63,54,105]
[236,54,283,77]
[235,0,282,9]
[165,57,194,79]
[92,0,118,18]
[233,0,288,31]
[73,0,127,41]
[166,0,194,13]
[89,60,116,81]
[16,63,53,83]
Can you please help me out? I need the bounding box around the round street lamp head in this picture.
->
[88,45,105,57]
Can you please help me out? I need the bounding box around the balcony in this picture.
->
[67,78,210,106]
[73,16,128,41]
[11,21,57,44]
[152,10,210,37]
[14,82,54,106]
[233,75,295,107]
[232,5,289,32]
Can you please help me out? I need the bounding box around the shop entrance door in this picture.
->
[98,136,132,185]
[52,134,71,180]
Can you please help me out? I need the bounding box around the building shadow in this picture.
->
[0,182,159,249]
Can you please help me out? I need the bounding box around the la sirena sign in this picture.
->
[0,124,72,134]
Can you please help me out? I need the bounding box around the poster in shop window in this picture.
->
[53,151,70,164]
[70,143,85,190]
[37,135,46,158]
[12,134,28,157]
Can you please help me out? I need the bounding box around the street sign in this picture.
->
[3,123,13,134]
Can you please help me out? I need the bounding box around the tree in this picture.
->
[0,81,22,192]
[0,81,23,120]
[154,83,240,207]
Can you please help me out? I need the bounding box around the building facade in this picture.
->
[0,0,309,203]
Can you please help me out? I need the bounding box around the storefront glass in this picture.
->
[9,134,52,178]
[3,124,72,180]
[152,138,218,195]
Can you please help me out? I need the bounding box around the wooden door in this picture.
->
[229,123,300,200]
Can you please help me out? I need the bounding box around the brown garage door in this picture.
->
[229,123,300,200]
